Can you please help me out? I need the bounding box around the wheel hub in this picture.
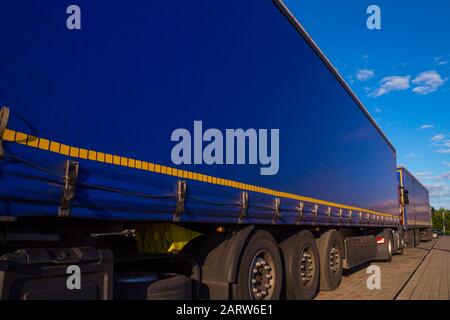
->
[329,244,340,274]
[299,246,315,288]
[248,251,275,300]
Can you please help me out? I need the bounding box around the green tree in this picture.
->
[432,207,450,235]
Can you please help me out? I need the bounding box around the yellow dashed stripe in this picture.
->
[2,128,399,218]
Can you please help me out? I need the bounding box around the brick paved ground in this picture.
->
[315,237,448,300]
[396,237,450,300]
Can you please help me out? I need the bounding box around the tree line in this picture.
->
[432,207,450,235]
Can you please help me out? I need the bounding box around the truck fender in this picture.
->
[195,225,254,299]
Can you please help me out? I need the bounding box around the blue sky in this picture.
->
[284,0,450,209]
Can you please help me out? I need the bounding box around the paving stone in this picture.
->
[397,237,450,300]
[315,237,450,300]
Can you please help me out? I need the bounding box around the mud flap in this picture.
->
[195,225,254,299]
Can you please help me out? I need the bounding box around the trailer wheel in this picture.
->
[375,229,393,261]
[414,229,420,246]
[317,229,343,291]
[115,272,191,300]
[233,230,282,300]
[396,231,404,255]
[279,230,319,300]
[405,229,414,248]
[387,231,394,260]
[147,274,192,300]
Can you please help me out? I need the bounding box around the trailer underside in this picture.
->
[0,217,412,300]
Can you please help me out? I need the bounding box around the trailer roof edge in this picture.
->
[397,166,429,192]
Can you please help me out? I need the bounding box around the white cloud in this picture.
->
[430,133,445,142]
[425,183,450,199]
[346,74,355,84]
[415,171,435,180]
[416,171,433,176]
[369,70,447,97]
[405,153,419,159]
[434,56,448,66]
[417,124,434,130]
[443,161,450,167]
[370,75,411,97]
[406,170,450,189]
[417,171,450,181]
[430,135,450,153]
[412,70,446,95]
[355,69,375,81]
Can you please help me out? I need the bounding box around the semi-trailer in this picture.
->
[397,166,433,247]
[0,0,429,300]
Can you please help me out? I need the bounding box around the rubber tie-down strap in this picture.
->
[58,160,79,218]
[0,106,10,158]
[173,180,186,222]
[238,191,249,224]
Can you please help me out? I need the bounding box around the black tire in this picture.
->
[396,231,404,255]
[375,229,393,261]
[233,230,282,300]
[317,229,343,291]
[386,230,394,261]
[414,229,420,247]
[405,229,414,248]
[423,231,430,242]
[279,230,319,300]
[147,274,192,300]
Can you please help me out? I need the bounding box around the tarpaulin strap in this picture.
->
[0,106,10,158]
[58,160,79,218]
[238,191,249,224]
[272,197,282,224]
[295,201,304,225]
[173,180,186,222]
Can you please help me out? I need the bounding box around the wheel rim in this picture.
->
[388,237,392,255]
[248,250,276,300]
[329,243,340,275]
[299,245,316,289]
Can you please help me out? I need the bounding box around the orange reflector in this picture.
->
[216,226,225,233]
